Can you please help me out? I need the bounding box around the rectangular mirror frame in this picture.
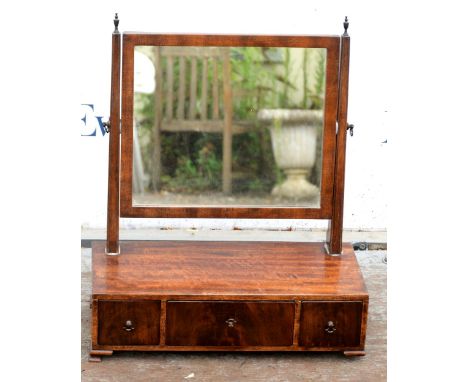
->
[120,33,341,219]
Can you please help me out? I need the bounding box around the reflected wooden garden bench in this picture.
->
[152,46,251,194]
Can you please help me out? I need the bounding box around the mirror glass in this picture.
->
[132,46,326,207]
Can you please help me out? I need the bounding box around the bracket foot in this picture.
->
[89,349,113,362]
[343,350,366,357]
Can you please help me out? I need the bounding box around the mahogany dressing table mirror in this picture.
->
[89,14,368,362]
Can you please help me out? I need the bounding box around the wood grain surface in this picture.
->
[299,301,362,347]
[92,241,368,298]
[165,301,295,346]
[106,31,121,253]
[328,35,351,253]
[98,300,161,346]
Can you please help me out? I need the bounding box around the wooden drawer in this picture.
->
[98,300,161,345]
[299,301,363,348]
[166,301,295,346]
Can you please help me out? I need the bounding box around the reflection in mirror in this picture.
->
[132,46,326,207]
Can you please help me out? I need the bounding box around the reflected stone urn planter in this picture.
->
[258,109,323,200]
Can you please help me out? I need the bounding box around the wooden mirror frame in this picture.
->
[106,21,351,256]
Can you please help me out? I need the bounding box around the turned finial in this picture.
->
[343,16,349,36]
[113,13,119,33]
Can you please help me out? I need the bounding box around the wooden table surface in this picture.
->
[92,241,367,298]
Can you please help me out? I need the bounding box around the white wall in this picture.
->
[78,1,388,231]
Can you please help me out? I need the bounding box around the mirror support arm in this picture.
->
[326,18,351,255]
[106,14,121,255]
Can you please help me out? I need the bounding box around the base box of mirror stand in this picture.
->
[90,240,369,360]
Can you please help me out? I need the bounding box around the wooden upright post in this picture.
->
[151,46,162,192]
[106,13,121,254]
[327,17,351,254]
[222,48,233,194]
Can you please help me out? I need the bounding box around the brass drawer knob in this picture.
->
[225,318,237,328]
[123,320,135,332]
[325,320,336,334]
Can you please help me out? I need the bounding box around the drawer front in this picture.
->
[166,301,295,346]
[299,301,363,348]
[98,300,161,345]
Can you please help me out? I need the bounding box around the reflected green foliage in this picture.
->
[162,146,222,192]
[134,47,326,194]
